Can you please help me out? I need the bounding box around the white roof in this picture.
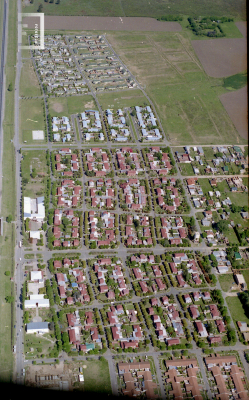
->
[30,231,40,239]
[31,271,43,281]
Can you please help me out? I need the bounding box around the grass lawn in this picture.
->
[225,228,239,245]
[97,89,148,111]
[218,274,235,292]
[48,95,95,117]
[179,163,194,175]
[80,359,112,394]
[24,333,55,359]
[20,99,46,144]
[226,296,249,325]
[20,59,42,97]
[23,0,246,19]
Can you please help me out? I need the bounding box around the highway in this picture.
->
[13,0,25,384]
[0,0,8,212]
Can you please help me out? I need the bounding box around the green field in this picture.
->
[20,59,42,97]
[226,296,249,325]
[97,89,148,111]
[223,71,247,91]
[218,274,235,292]
[20,99,46,143]
[79,359,112,394]
[23,0,246,19]
[107,31,245,145]
[228,192,249,208]
[48,95,95,117]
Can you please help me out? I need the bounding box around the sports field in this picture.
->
[19,99,46,144]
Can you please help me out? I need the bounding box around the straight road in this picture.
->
[0,0,8,212]
[14,0,25,385]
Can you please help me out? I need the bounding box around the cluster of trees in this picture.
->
[157,15,183,22]
[187,17,225,37]
[239,292,249,318]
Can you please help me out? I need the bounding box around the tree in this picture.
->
[5,271,10,276]
[6,215,12,223]
[31,168,37,179]
[8,83,13,91]
[5,296,14,303]
[216,220,229,234]
[37,4,43,12]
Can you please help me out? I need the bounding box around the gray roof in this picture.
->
[27,322,49,330]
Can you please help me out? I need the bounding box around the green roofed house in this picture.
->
[234,252,242,260]
[223,166,229,172]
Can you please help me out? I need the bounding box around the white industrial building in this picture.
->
[25,294,50,309]
[24,196,45,222]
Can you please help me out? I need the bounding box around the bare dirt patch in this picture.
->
[84,100,95,109]
[192,38,246,78]
[219,85,248,140]
[235,21,247,37]
[23,16,182,32]
[52,102,64,113]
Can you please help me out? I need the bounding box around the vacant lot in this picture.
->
[97,89,148,110]
[23,0,247,19]
[226,296,249,325]
[20,99,46,143]
[21,150,48,197]
[106,31,244,145]
[48,95,95,117]
[219,274,235,292]
[219,86,248,140]
[192,38,246,78]
[20,59,41,98]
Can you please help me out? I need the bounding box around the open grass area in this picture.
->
[20,59,42,98]
[19,99,46,144]
[198,178,213,194]
[97,89,148,111]
[242,270,249,288]
[23,0,246,19]
[228,192,249,208]
[79,359,112,394]
[21,150,48,197]
[218,274,235,292]
[107,31,245,145]
[48,95,95,117]
[226,296,249,325]
[223,71,247,91]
